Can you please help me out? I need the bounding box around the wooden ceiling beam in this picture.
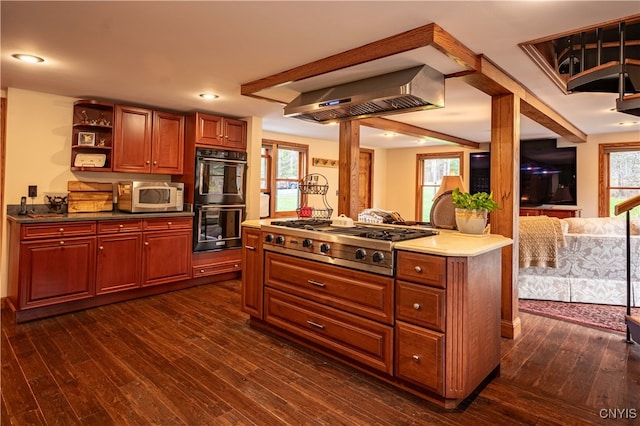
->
[457,56,587,143]
[359,117,480,148]
[241,22,586,144]
[240,23,479,97]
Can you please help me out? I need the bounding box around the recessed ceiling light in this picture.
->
[12,53,44,63]
[618,121,638,126]
[199,93,219,100]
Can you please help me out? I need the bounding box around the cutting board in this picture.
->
[67,181,114,212]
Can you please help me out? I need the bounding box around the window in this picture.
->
[599,142,640,219]
[416,152,463,221]
[262,139,308,217]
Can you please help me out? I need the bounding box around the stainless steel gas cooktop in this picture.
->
[262,219,438,276]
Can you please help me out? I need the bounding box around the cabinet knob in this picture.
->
[59,241,65,245]
[200,269,205,273]
[59,228,64,233]
[144,242,149,246]
[119,224,124,228]
[412,355,420,362]
[99,246,104,250]
[153,161,157,165]
[413,303,421,311]
[414,265,422,273]
[234,264,239,268]
[167,222,172,226]
[146,160,150,164]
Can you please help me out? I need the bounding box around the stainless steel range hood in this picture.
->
[284,65,444,124]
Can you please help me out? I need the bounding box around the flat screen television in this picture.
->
[468,139,577,206]
[520,139,577,206]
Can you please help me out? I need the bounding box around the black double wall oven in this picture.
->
[193,147,247,252]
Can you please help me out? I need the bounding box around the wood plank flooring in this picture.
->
[2,280,639,425]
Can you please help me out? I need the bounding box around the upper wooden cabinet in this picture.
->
[113,105,185,175]
[192,112,246,150]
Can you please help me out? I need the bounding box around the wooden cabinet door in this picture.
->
[142,230,192,286]
[152,111,184,175]
[241,228,263,318]
[113,104,153,173]
[96,233,142,294]
[195,112,223,146]
[20,237,96,308]
[222,118,247,150]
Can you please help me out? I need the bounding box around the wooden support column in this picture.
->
[338,121,360,218]
[490,94,521,339]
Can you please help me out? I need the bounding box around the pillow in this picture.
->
[563,217,627,235]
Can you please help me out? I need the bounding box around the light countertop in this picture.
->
[242,219,512,257]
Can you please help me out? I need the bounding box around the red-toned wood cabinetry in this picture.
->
[19,227,96,308]
[71,100,114,172]
[241,227,263,318]
[191,112,246,150]
[7,216,193,323]
[96,219,143,294]
[113,105,184,174]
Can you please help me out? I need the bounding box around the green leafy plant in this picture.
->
[451,188,500,212]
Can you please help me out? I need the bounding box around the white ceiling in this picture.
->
[2,1,639,149]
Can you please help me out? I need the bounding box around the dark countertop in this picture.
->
[6,204,194,224]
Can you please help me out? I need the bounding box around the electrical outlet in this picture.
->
[28,185,37,198]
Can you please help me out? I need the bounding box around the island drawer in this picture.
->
[264,252,394,324]
[396,280,445,332]
[264,287,393,374]
[395,320,444,394]
[98,219,143,234]
[396,251,446,288]
[20,221,96,240]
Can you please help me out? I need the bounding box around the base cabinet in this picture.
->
[242,228,503,408]
[241,228,263,318]
[20,236,96,308]
[7,216,193,322]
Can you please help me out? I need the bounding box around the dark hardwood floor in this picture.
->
[2,280,639,425]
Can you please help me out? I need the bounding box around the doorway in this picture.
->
[358,149,374,212]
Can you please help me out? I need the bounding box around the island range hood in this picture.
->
[283,65,445,124]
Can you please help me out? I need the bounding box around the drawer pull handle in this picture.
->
[234,264,239,268]
[307,280,326,288]
[245,245,256,251]
[412,355,420,362]
[413,303,421,311]
[200,269,205,273]
[167,222,172,226]
[59,241,64,245]
[119,224,124,228]
[307,320,325,329]
[414,266,422,273]
[59,228,64,232]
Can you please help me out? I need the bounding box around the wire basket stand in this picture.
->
[296,173,333,219]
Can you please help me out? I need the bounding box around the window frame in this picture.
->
[598,141,640,217]
[262,139,309,218]
[415,151,464,221]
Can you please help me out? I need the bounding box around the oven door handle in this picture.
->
[198,157,247,165]
[199,205,246,210]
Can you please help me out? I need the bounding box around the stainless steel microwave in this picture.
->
[117,181,184,213]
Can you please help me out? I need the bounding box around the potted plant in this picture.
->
[451,188,500,234]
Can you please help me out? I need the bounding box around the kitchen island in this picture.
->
[241,219,512,408]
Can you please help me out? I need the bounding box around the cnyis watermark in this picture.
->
[599,408,638,420]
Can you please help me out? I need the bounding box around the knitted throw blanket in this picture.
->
[519,215,566,268]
